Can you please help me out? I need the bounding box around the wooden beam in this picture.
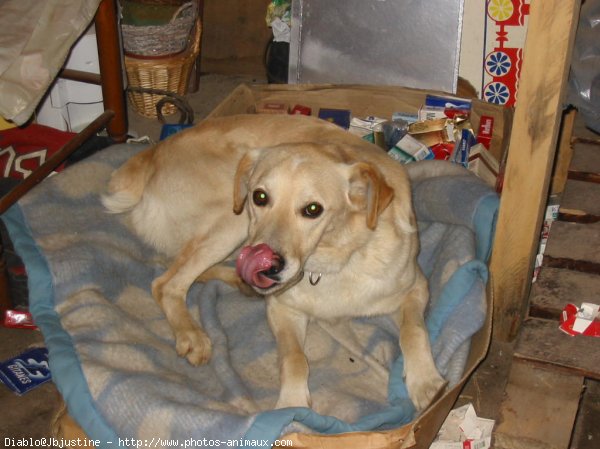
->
[568,170,600,184]
[514,318,600,380]
[95,0,128,143]
[570,379,600,449]
[494,360,583,449]
[530,267,600,319]
[489,0,581,341]
[550,108,576,195]
[58,68,102,86]
[0,110,114,215]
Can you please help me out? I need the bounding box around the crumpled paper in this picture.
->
[430,404,494,449]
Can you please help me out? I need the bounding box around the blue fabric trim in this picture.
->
[425,260,488,341]
[2,205,119,448]
[473,193,499,262]
[244,403,417,449]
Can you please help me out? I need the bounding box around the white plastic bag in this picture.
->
[568,0,600,133]
[0,0,100,125]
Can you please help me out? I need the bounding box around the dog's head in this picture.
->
[232,143,395,295]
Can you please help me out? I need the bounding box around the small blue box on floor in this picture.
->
[0,347,51,395]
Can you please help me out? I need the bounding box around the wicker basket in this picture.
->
[125,19,201,118]
[121,1,197,57]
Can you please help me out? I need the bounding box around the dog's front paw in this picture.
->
[406,371,447,412]
[175,327,212,365]
[275,384,312,409]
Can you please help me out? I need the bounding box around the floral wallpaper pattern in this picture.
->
[482,0,530,106]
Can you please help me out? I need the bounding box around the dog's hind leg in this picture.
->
[394,277,447,412]
[152,225,247,365]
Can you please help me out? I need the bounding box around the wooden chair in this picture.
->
[0,0,127,312]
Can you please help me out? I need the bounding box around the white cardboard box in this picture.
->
[36,24,104,132]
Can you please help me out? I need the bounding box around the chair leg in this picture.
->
[0,241,12,312]
[95,0,128,143]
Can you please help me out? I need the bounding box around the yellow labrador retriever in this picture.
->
[102,114,445,412]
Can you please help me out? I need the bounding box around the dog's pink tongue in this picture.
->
[236,243,277,289]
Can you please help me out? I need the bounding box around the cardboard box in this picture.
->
[206,83,498,449]
[36,24,104,132]
[54,83,499,449]
[208,84,512,164]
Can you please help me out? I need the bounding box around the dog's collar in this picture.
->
[308,272,322,286]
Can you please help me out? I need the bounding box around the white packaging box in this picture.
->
[36,23,104,132]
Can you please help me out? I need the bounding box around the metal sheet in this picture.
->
[289,0,464,93]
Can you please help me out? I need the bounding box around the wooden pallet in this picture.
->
[493,130,600,449]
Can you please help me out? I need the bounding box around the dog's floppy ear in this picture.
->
[348,162,394,230]
[233,150,259,214]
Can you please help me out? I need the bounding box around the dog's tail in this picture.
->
[101,147,155,214]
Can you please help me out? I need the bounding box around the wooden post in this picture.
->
[489,0,581,341]
[551,108,577,195]
[190,0,205,93]
[95,0,128,143]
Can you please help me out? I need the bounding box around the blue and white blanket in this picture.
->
[2,143,498,448]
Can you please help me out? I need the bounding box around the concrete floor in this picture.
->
[126,73,265,142]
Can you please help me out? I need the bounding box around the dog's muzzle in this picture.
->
[236,243,285,290]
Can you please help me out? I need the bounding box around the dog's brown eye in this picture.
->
[302,202,323,218]
[252,189,269,206]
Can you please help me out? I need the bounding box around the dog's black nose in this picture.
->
[262,254,285,279]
